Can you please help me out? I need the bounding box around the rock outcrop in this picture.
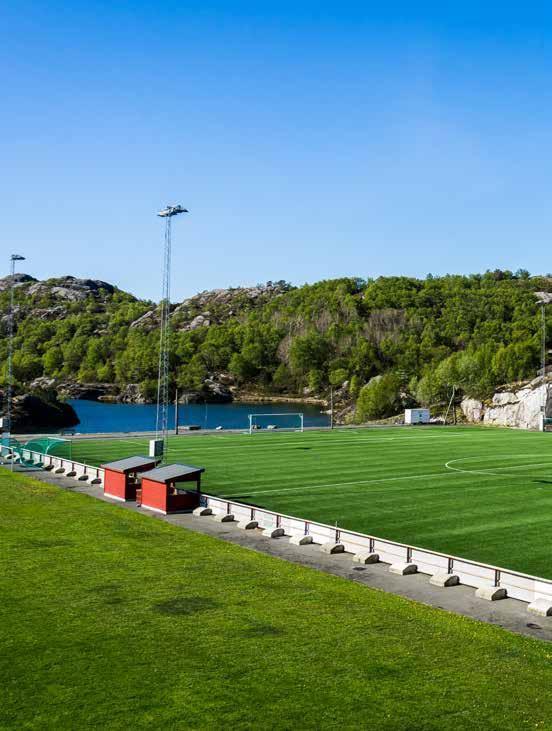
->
[26,276,115,302]
[130,281,291,333]
[0,273,37,292]
[461,379,552,430]
[2,391,80,433]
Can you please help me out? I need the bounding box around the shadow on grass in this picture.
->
[242,620,285,637]
[154,596,220,616]
[94,583,125,605]
[20,538,74,549]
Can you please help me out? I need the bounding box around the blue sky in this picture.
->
[3,2,552,300]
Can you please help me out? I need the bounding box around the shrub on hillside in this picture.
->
[355,373,401,422]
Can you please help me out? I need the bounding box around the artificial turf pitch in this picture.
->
[2,469,552,730]
[66,425,552,579]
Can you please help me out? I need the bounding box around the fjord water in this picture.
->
[68,399,329,434]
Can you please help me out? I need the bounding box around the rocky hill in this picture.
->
[2,270,552,427]
[129,281,291,332]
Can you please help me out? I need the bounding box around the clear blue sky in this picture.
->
[3,2,552,300]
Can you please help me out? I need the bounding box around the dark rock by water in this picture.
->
[2,390,80,432]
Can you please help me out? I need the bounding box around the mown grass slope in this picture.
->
[1,468,552,730]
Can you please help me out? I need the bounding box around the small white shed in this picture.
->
[405,408,430,424]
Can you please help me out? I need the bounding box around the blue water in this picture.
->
[67,400,330,434]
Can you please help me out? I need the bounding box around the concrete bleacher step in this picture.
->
[352,551,380,564]
[527,598,552,617]
[320,542,345,554]
[389,562,418,576]
[429,573,460,588]
[237,519,258,530]
[475,585,507,601]
[212,513,235,523]
[289,534,313,546]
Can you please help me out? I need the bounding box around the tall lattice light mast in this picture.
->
[5,254,26,443]
[156,205,188,460]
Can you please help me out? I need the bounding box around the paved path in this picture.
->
[9,463,552,643]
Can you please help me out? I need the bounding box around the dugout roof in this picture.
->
[102,456,158,473]
[141,463,205,483]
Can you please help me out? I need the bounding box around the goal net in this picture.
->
[248,413,304,434]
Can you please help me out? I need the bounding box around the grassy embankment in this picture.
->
[1,468,552,730]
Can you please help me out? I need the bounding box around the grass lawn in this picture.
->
[64,426,552,578]
[1,468,552,730]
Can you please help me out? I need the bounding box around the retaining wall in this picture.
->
[201,495,552,607]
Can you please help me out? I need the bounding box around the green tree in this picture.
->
[355,373,401,422]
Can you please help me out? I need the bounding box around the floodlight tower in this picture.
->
[4,254,25,454]
[535,292,552,429]
[156,205,188,460]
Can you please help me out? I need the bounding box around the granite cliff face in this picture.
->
[461,378,552,430]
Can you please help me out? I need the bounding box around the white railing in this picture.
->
[201,494,552,607]
[0,445,104,485]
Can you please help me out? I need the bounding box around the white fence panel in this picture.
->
[411,549,450,576]
[452,559,497,590]
[339,531,373,555]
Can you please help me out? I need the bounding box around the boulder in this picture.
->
[461,398,484,422]
[203,378,233,403]
[117,384,148,404]
[7,393,80,432]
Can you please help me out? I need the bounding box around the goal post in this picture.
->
[248,413,304,434]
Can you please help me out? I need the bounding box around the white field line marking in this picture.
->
[445,455,552,479]
[220,470,459,497]
[219,453,552,498]
[152,433,478,454]
[74,429,486,456]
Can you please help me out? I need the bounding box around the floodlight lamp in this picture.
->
[157,204,188,218]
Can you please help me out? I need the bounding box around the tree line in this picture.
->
[1,269,549,421]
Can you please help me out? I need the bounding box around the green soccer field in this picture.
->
[65,425,552,578]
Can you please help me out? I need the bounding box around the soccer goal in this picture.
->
[248,413,304,434]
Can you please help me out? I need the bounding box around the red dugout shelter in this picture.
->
[102,456,159,502]
[138,463,205,515]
